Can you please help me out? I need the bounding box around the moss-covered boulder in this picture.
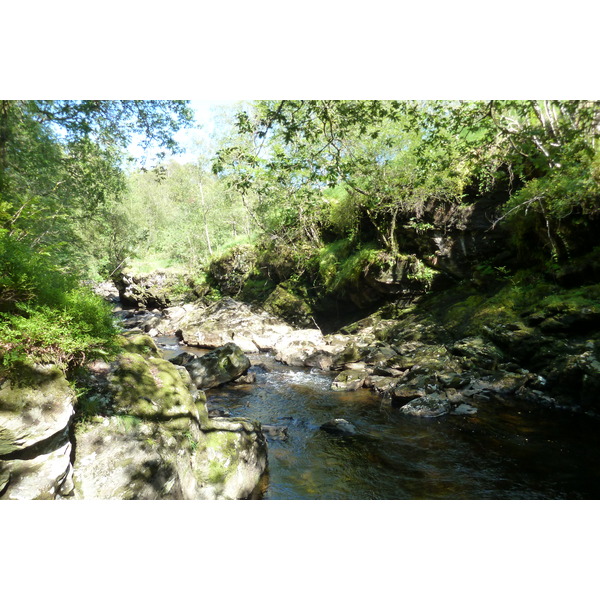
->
[73,345,267,499]
[118,332,161,358]
[108,351,201,424]
[185,343,251,390]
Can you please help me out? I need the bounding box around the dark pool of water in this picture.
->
[157,339,600,500]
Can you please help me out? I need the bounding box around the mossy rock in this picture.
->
[118,333,161,358]
[263,284,314,327]
[0,364,75,457]
[208,245,257,297]
[109,352,200,422]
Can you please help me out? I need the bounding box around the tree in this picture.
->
[0,100,193,367]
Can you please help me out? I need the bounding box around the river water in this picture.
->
[157,338,600,500]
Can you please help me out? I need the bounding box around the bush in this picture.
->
[0,232,119,369]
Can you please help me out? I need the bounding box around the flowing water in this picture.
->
[157,337,600,500]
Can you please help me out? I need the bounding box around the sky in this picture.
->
[128,99,245,166]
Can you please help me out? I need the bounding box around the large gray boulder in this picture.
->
[177,297,294,352]
[185,343,251,390]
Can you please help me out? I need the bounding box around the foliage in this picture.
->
[213,100,599,263]
[0,100,192,367]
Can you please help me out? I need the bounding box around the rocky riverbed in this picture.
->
[2,275,599,500]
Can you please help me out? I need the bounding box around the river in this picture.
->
[157,336,600,500]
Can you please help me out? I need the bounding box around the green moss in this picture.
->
[118,333,160,358]
[207,459,229,484]
[239,277,276,303]
[109,352,198,421]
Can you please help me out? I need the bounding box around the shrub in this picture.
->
[0,232,119,369]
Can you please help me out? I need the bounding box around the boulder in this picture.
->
[273,329,326,366]
[185,343,251,390]
[452,403,478,415]
[0,364,75,457]
[0,435,73,500]
[331,369,368,391]
[178,297,293,351]
[73,348,267,499]
[399,393,451,417]
[320,418,357,435]
[113,270,195,309]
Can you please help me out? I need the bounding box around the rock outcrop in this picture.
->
[71,335,267,499]
[177,297,294,353]
[0,364,76,500]
[1,333,268,500]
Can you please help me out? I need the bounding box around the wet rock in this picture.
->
[389,384,426,407]
[261,425,289,441]
[185,343,251,390]
[320,418,357,435]
[451,403,478,415]
[399,393,451,417]
[365,376,400,394]
[331,369,368,391]
[233,372,257,384]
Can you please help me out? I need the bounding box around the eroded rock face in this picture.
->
[0,435,73,500]
[0,364,75,457]
[0,364,76,500]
